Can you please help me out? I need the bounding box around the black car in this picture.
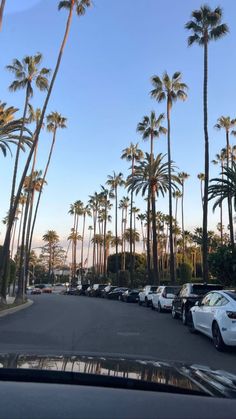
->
[122,289,140,303]
[78,284,90,295]
[90,284,107,297]
[101,285,117,298]
[172,283,223,325]
[107,287,129,300]
[65,287,80,296]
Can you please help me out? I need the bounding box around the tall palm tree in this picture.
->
[28,111,67,257]
[16,193,27,252]
[137,213,146,252]
[106,172,125,282]
[119,196,130,270]
[0,0,91,304]
[186,5,228,282]
[127,153,179,285]
[215,116,236,248]
[137,111,167,283]
[121,143,143,286]
[80,204,91,274]
[67,228,82,279]
[150,71,188,283]
[6,54,50,213]
[197,173,205,208]
[88,192,100,276]
[0,0,6,31]
[42,230,60,278]
[212,150,227,244]
[178,172,190,262]
[208,161,236,249]
[86,225,93,267]
[68,200,83,278]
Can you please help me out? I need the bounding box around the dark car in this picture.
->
[65,287,80,296]
[101,285,117,298]
[122,289,140,303]
[90,284,107,297]
[172,283,223,325]
[78,284,90,295]
[107,287,129,300]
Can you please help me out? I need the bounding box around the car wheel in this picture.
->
[188,312,197,334]
[157,302,162,313]
[212,322,225,351]
[172,306,179,319]
[145,297,149,307]
[182,306,187,325]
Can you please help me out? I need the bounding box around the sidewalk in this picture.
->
[0,296,33,318]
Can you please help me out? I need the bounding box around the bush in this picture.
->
[208,246,236,286]
[179,263,192,283]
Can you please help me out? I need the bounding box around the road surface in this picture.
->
[0,293,235,373]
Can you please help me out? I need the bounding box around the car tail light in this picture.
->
[226,311,236,319]
[162,290,167,298]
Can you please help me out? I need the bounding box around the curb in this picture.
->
[0,299,34,318]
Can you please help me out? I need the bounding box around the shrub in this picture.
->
[208,246,236,286]
[179,263,193,283]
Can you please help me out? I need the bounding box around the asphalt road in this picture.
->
[0,293,235,374]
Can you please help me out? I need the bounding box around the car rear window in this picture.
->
[192,284,223,295]
[225,291,236,301]
[150,286,158,292]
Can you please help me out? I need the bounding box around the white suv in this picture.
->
[152,286,181,312]
[138,285,158,307]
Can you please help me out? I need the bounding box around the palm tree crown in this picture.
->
[150,72,188,107]
[47,111,67,132]
[185,5,229,46]
[58,0,91,16]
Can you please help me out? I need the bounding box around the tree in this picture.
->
[106,172,125,282]
[208,161,236,249]
[0,0,6,31]
[80,204,91,274]
[0,0,91,304]
[150,71,188,283]
[68,200,83,278]
[215,116,236,249]
[186,5,228,282]
[137,213,146,252]
[127,153,179,284]
[212,149,227,244]
[178,172,190,262]
[28,111,67,259]
[42,230,60,280]
[197,173,205,209]
[137,111,167,283]
[121,143,143,286]
[119,196,130,270]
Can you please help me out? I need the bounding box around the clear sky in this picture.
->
[0,0,235,252]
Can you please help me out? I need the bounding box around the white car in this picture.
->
[152,286,180,312]
[190,290,236,351]
[138,285,158,306]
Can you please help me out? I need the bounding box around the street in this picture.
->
[0,294,235,374]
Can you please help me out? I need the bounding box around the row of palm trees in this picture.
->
[0,0,92,305]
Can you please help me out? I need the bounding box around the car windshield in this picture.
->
[0,0,236,389]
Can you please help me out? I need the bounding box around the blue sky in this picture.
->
[0,0,235,250]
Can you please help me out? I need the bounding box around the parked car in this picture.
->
[138,285,159,306]
[90,284,107,297]
[189,290,236,351]
[122,289,140,303]
[31,288,42,295]
[77,284,90,295]
[65,287,80,295]
[42,285,52,294]
[101,285,117,298]
[151,286,181,312]
[107,287,129,300]
[172,283,223,325]
[85,286,92,296]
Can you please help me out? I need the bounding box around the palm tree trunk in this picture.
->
[146,192,151,282]
[181,184,185,263]
[103,201,107,277]
[81,213,86,279]
[28,130,57,260]
[220,162,223,245]
[10,218,17,259]
[202,37,209,282]
[16,205,24,252]
[167,99,176,283]
[129,157,134,287]
[0,2,75,302]
[87,229,92,267]
[151,186,159,285]
[115,187,119,284]
[226,130,234,249]
[0,0,6,31]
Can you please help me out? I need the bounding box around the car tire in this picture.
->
[212,322,225,351]
[157,302,162,313]
[118,295,121,301]
[188,312,197,334]
[182,306,187,325]
[138,299,142,306]
[172,306,179,319]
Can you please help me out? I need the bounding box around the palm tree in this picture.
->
[86,225,93,267]
[106,172,125,282]
[208,161,236,249]
[127,153,179,285]
[186,5,228,282]
[137,213,146,252]
[0,0,6,31]
[6,54,50,213]
[16,193,27,252]
[28,111,67,257]
[0,0,91,304]
[150,71,188,283]
[121,142,143,286]
[178,172,190,262]
[68,200,83,278]
[88,192,100,275]
[197,173,205,208]
[80,204,91,275]
[131,207,140,257]
[119,196,130,270]
[215,116,236,248]
[67,228,82,279]
[137,111,167,283]
[212,150,227,244]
